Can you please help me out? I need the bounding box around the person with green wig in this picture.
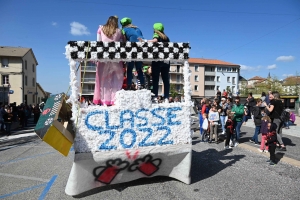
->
[120,17,145,89]
[138,23,170,103]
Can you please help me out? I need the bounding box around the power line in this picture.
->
[68,0,300,16]
[216,17,300,58]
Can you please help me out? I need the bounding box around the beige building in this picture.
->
[37,82,51,104]
[0,46,39,105]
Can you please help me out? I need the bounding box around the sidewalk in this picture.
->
[243,117,300,138]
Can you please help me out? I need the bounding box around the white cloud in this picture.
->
[70,22,90,36]
[276,55,295,62]
[267,64,276,70]
[282,74,294,77]
[240,65,261,71]
[52,22,57,26]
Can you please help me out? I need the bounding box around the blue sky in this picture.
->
[1,0,300,94]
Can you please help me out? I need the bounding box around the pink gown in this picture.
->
[93,26,124,105]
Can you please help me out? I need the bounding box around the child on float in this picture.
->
[224,112,234,149]
[259,111,271,153]
[93,16,124,106]
[120,17,145,90]
[201,113,208,142]
[138,23,170,103]
[265,123,277,165]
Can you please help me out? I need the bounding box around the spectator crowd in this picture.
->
[197,91,296,166]
[0,102,44,136]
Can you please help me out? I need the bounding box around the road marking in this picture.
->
[0,132,37,142]
[0,183,46,199]
[0,152,56,165]
[239,143,300,168]
[0,172,49,182]
[38,175,58,200]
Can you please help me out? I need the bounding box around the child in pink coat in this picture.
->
[259,113,271,153]
[93,16,124,106]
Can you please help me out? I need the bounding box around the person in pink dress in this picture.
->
[93,16,124,106]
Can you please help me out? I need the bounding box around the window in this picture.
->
[176,75,181,83]
[232,86,235,93]
[232,68,237,72]
[2,75,9,85]
[228,67,232,72]
[176,85,181,91]
[195,65,199,72]
[227,77,230,83]
[88,85,95,91]
[205,85,215,90]
[25,60,27,70]
[222,67,226,71]
[232,77,236,84]
[25,76,28,86]
[205,76,215,81]
[1,57,9,68]
[217,76,220,82]
[194,85,198,91]
[32,64,35,72]
[217,67,222,71]
[195,75,199,82]
[33,94,35,103]
[176,66,180,73]
[32,78,35,87]
[205,66,214,72]
[216,86,220,91]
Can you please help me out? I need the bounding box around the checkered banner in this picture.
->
[65,41,190,62]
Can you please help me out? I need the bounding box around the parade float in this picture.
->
[35,41,192,196]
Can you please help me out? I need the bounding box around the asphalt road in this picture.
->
[0,124,300,199]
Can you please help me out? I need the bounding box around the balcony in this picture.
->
[205,90,215,97]
[81,78,96,83]
[81,89,94,94]
[204,71,215,76]
[81,66,96,71]
[169,70,182,74]
[204,81,215,85]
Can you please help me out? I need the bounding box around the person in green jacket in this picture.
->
[231,97,244,147]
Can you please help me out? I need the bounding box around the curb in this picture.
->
[239,143,300,168]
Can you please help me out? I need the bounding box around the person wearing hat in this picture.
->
[93,16,124,106]
[120,17,145,90]
[138,23,170,103]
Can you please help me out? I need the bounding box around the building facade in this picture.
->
[79,58,240,101]
[189,58,240,98]
[0,46,39,105]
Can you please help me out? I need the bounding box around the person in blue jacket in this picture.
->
[120,17,145,90]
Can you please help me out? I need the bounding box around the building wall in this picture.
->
[0,50,38,105]
[189,63,205,97]
[215,66,239,95]
[22,51,37,105]
[0,57,23,104]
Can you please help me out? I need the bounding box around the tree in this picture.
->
[170,84,179,98]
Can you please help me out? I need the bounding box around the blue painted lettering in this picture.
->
[120,129,137,148]
[98,130,117,150]
[157,126,173,145]
[105,111,120,130]
[85,110,105,131]
[135,108,149,128]
[120,110,135,128]
[167,107,182,126]
[151,108,166,126]
[138,128,156,147]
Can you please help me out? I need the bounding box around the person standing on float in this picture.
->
[93,16,124,106]
[120,17,145,90]
[139,23,170,103]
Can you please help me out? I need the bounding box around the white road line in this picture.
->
[0,133,37,142]
[0,172,49,182]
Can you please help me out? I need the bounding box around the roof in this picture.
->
[248,76,265,81]
[239,76,247,81]
[188,58,240,67]
[282,76,300,86]
[0,46,38,65]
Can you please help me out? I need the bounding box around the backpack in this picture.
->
[276,100,290,122]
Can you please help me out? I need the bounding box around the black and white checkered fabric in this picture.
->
[65,41,190,62]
